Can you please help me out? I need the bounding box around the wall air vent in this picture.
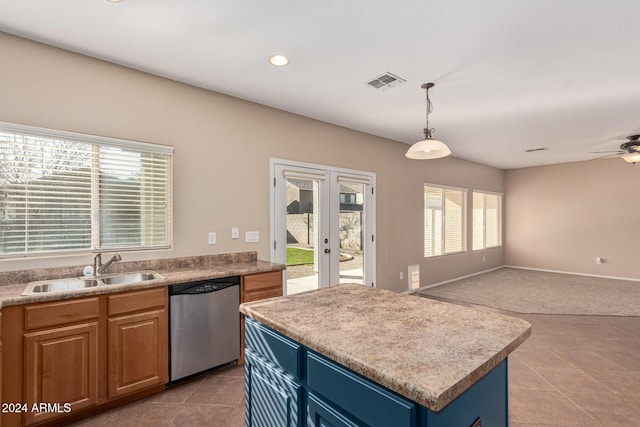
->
[367,72,406,90]
[525,147,550,152]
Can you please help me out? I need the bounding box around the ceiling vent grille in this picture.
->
[367,72,406,90]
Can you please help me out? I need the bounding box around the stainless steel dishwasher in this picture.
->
[169,276,240,382]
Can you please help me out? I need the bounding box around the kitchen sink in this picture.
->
[24,278,101,294]
[99,272,163,285]
[22,271,164,295]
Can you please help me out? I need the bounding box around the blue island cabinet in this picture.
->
[244,317,508,427]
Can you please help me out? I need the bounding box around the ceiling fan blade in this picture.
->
[589,153,622,160]
[588,150,624,154]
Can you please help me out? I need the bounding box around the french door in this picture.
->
[271,159,376,295]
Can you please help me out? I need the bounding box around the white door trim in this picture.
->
[270,158,376,291]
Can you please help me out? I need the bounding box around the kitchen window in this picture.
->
[0,122,173,257]
[424,183,467,257]
[472,190,502,250]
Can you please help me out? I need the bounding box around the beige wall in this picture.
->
[0,33,504,292]
[505,158,640,279]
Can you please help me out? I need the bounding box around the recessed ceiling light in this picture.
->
[106,0,124,3]
[268,54,290,67]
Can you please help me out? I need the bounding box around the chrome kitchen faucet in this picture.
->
[92,253,122,276]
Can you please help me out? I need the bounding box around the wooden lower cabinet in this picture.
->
[1,287,168,426]
[24,322,99,425]
[107,308,168,398]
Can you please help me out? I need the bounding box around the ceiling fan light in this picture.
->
[622,152,640,163]
[406,138,451,159]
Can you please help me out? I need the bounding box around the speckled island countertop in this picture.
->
[240,284,531,412]
[0,251,284,307]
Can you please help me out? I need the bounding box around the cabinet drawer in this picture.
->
[307,351,416,427]
[245,317,301,378]
[25,298,100,330]
[108,287,166,316]
[242,271,282,293]
[243,287,282,303]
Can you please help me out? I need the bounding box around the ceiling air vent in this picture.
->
[367,72,406,90]
[525,147,549,152]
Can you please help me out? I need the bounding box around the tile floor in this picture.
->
[509,313,640,427]
[70,311,640,427]
[69,364,245,426]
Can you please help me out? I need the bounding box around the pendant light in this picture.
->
[406,83,451,159]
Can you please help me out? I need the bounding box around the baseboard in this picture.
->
[405,265,505,294]
[504,265,640,283]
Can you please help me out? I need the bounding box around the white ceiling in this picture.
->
[1,0,639,169]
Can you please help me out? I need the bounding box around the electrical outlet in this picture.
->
[208,232,216,245]
[400,271,404,280]
[231,227,239,239]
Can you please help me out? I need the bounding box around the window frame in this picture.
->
[0,121,173,258]
[472,189,503,251]
[423,182,468,258]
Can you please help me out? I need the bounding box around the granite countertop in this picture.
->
[240,284,531,412]
[0,252,284,308]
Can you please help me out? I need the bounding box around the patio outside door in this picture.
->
[271,160,375,295]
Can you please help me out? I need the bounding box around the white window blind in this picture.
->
[0,122,172,256]
[472,191,502,250]
[424,184,466,257]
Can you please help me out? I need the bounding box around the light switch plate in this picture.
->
[208,232,216,245]
[232,226,239,239]
[245,231,259,243]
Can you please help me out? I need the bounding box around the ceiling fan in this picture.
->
[590,135,640,164]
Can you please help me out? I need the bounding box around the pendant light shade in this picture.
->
[406,138,451,159]
[406,83,451,160]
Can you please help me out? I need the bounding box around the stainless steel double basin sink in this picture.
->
[22,271,164,295]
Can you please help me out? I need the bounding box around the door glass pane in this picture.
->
[338,182,364,284]
[285,177,320,294]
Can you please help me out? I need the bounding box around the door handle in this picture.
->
[324,249,331,254]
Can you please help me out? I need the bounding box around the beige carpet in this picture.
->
[417,267,640,316]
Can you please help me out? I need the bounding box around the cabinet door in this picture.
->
[245,351,302,427]
[308,392,359,427]
[107,308,168,399]
[24,322,99,425]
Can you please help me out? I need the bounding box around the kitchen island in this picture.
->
[240,284,531,427]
